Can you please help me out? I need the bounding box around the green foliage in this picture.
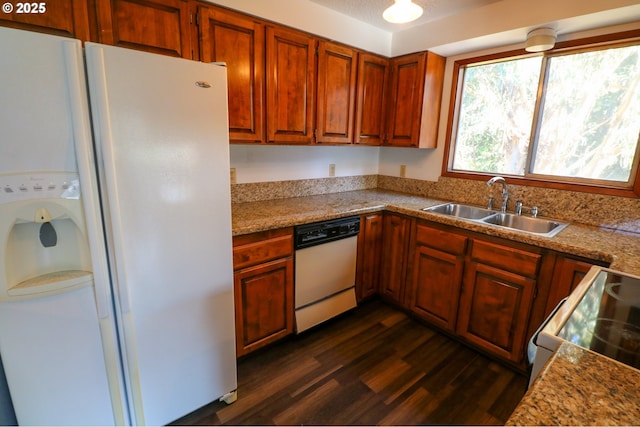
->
[452,44,640,185]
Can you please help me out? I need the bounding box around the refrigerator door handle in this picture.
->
[84,46,132,315]
[62,41,117,320]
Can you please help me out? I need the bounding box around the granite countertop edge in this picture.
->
[231,189,640,276]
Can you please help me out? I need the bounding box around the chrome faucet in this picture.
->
[486,176,509,213]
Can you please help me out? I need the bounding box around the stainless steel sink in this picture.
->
[422,203,569,238]
[480,213,569,238]
[422,203,495,220]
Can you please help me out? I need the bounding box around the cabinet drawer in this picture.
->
[470,239,541,278]
[233,228,293,270]
[415,223,467,255]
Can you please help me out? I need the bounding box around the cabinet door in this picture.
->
[544,256,598,317]
[266,26,316,144]
[411,246,464,332]
[356,213,383,301]
[316,41,357,144]
[409,223,467,332]
[379,213,411,306]
[0,0,91,41]
[385,52,426,147]
[234,256,294,357]
[197,5,265,143]
[458,261,536,364]
[420,51,446,148]
[96,0,191,58]
[354,52,389,146]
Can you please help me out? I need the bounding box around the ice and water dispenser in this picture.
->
[0,172,94,300]
[0,171,106,425]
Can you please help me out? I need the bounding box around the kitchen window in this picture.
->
[444,31,640,197]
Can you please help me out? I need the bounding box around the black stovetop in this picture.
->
[558,270,640,369]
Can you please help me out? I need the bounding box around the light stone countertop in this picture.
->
[231,188,640,276]
[506,342,640,426]
[232,188,640,425]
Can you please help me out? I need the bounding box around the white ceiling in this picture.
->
[208,0,640,57]
[308,0,503,33]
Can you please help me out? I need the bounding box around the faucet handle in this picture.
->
[531,206,539,218]
[515,200,523,215]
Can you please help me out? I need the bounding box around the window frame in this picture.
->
[442,29,640,198]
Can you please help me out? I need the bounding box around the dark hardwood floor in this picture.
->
[172,299,528,426]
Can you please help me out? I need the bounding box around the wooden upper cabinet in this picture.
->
[0,0,92,41]
[95,0,191,58]
[386,51,445,148]
[421,51,446,148]
[196,5,265,143]
[266,26,317,144]
[386,52,426,147]
[316,41,357,144]
[354,52,389,146]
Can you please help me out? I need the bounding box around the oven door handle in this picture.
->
[532,297,568,347]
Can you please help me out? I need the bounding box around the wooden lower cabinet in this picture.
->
[232,228,294,357]
[379,213,412,306]
[407,220,567,367]
[457,262,536,364]
[356,213,383,301]
[409,223,467,332]
[544,255,603,316]
[234,257,293,356]
[456,239,544,365]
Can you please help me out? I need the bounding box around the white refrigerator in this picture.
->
[0,27,237,426]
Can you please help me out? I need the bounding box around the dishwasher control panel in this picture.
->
[294,216,360,249]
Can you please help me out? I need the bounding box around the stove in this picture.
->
[557,270,640,368]
[530,267,640,384]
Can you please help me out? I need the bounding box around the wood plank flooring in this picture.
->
[172,299,528,426]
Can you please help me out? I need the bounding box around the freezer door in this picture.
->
[0,28,78,174]
[84,43,236,426]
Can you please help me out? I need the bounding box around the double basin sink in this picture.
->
[422,203,569,238]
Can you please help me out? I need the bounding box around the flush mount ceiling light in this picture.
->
[525,27,556,52]
[383,0,423,24]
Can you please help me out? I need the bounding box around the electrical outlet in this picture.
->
[329,164,335,177]
[230,168,236,185]
[400,165,406,178]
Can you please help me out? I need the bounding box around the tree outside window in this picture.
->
[448,39,640,194]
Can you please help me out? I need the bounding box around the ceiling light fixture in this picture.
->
[525,28,556,52]
[383,0,423,24]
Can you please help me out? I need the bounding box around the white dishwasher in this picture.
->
[294,216,360,333]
